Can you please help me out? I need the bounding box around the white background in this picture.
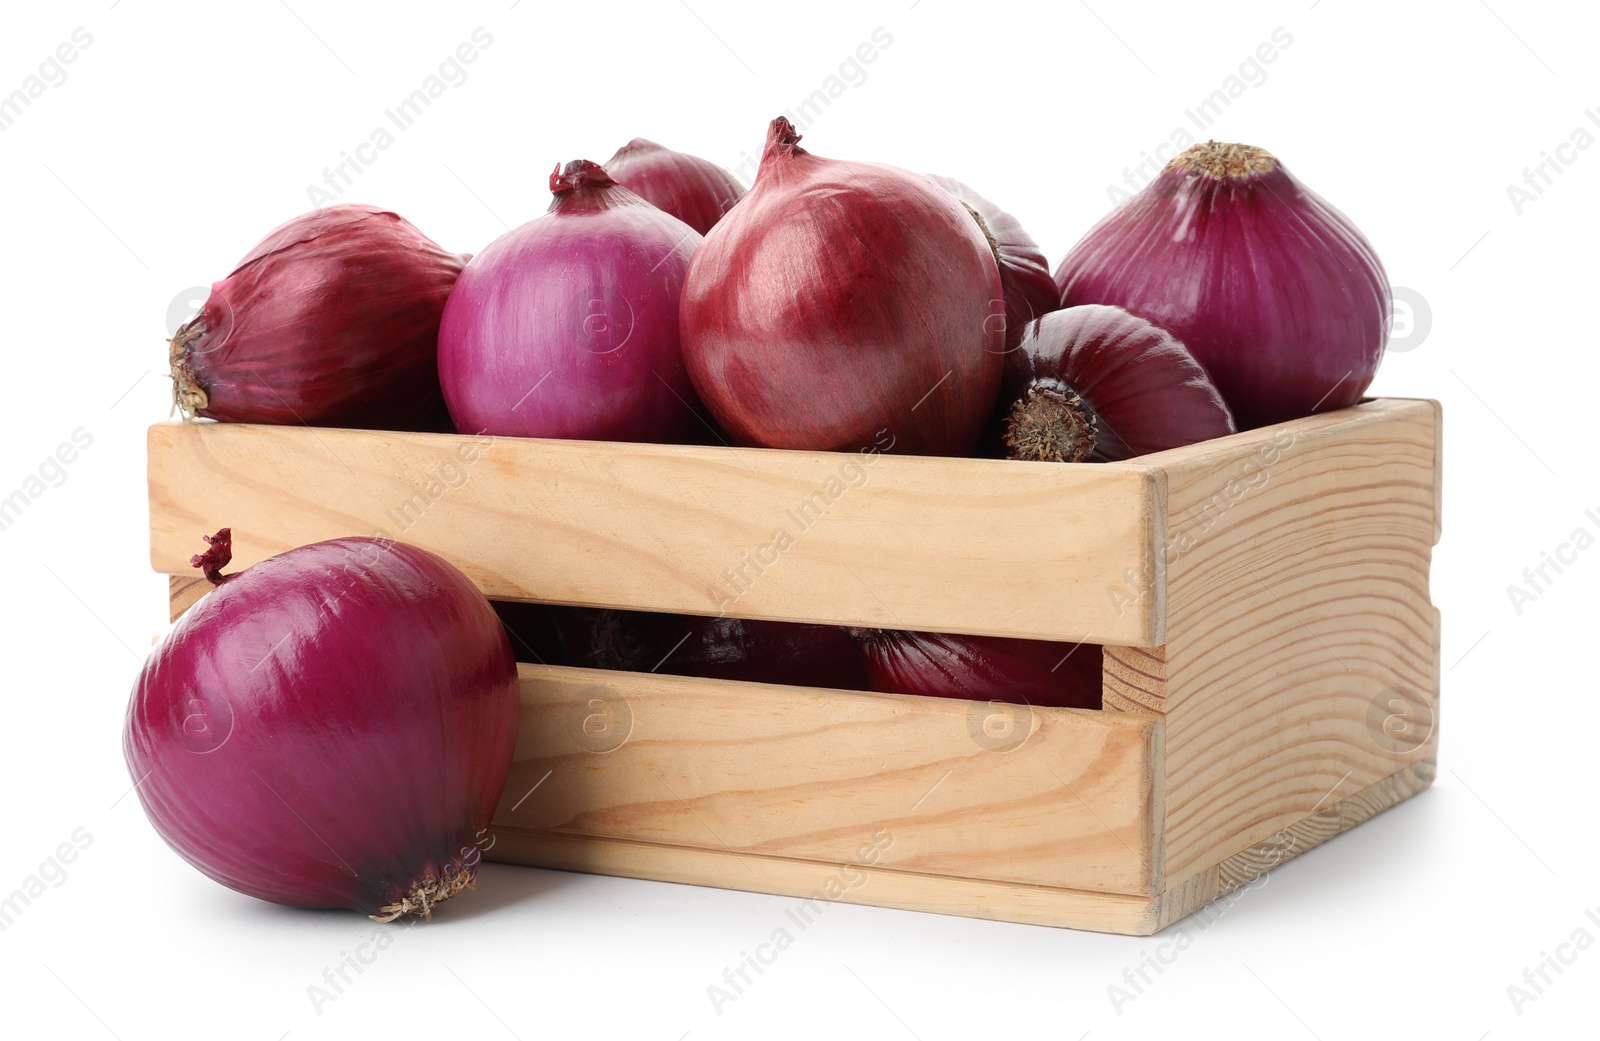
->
[1,0,1596,1037]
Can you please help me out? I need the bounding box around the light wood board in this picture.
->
[147,421,1163,644]
[168,574,209,621]
[492,664,1161,896]
[488,757,1431,935]
[1103,398,1441,886]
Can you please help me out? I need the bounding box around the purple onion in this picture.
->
[995,305,1235,462]
[438,160,706,442]
[124,530,519,920]
[929,175,1060,349]
[605,138,746,236]
[680,118,1004,455]
[851,629,1101,709]
[1055,141,1390,429]
[169,205,466,430]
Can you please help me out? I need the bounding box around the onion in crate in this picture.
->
[1055,141,1390,428]
[928,174,1059,350]
[994,305,1235,463]
[437,160,707,443]
[851,628,1102,709]
[604,138,746,235]
[680,118,1005,455]
[169,205,466,430]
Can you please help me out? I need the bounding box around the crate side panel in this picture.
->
[492,665,1160,896]
[1131,399,1441,884]
[1154,759,1436,931]
[147,422,1160,644]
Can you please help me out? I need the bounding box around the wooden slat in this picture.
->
[486,761,1432,936]
[491,664,1162,896]
[486,829,1170,935]
[1103,399,1441,885]
[146,421,1164,644]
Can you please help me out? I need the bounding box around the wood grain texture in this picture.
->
[168,574,209,622]
[492,664,1162,895]
[1211,758,1435,897]
[486,829,1172,935]
[1155,759,1435,930]
[147,399,1442,934]
[1104,399,1441,886]
[486,762,1431,936]
[146,421,1163,644]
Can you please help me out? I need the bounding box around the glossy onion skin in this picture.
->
[997,305,1235,461]
[170,205,466,429]
[680,118,1005,456]
[438,161,706,442]
[555,608,869,690]
[605,138,746,236]
[1054,156,1389,429]
[124,538,519,915]
[853,630,1101,710]
[929,175,1059,350]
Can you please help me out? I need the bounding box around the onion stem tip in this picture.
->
[189,528,236,586]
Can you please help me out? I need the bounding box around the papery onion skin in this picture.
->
[851,629,1101,709]
[1054,141,1390,429]
[170,205,467,429]
[438,160,707,442]
[552,608,868,690]
[996,305,1235,462]
[605,138,746,236]
[680,118,1005,456]
[124,532,519,920]
[929,175,1059,350]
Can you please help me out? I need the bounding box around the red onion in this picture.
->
[996,305,1234,462]
[1055,141,1390,429]
[124,530,519,920]
[680,118,1005,455]
[850,629,1101,709]
[604,138,746,235]
[169,205,466,429]
[438,160,707,442]
[557,608,868,690]
[929,175,1059,350]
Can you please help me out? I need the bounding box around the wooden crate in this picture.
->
[147,397,1441,935]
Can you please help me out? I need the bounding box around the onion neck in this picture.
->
[547,160,637,215]
[550,159,619,194]
[1003,380,1098,463]
[189,528,237,586]
[762,117,809,164]
[1165,141,1278,180]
